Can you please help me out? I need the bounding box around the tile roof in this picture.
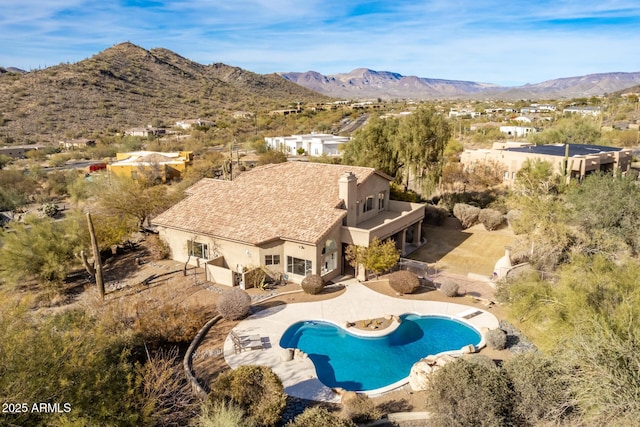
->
[153,162,384,245]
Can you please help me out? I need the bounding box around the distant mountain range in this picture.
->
[279,68,640,100]
[2,43,640,144]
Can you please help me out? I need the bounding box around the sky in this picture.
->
[1,0,639,86]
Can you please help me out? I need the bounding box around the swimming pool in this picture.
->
[279,314,481,392]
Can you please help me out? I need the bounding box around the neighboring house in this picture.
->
[460,142,632,184]
[265,133,350,156]
[563,106,602,116]
[448,109,482,118]
[513,116,533,123]
[124,127,167,137]
[175,118,215,129]
[499,126,537,138]
[107,151,193,182]
[59,138,96,150]
[469,122,501,132]
[152,162,426,286]
[520,104,556,114]
[0,145,44,159]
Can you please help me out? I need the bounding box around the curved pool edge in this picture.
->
[279,312,488,396]
[223,281,500,402]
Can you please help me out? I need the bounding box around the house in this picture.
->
[562,106,602,116]
[175,118,215,129]
[0,145,44,159]
[124,127,167,137]
[265,133,350,156]
[499,126,537,138]
[152,162,426,286]
[460,142,632,184]
[107,151,193,182]
[59,138,96,150]
[448,109,482,118]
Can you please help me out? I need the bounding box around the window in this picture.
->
[363,196,374,212]
[286,256,312,276]
[265,254,280,265]
[131,170,138,180]
[188,240,208,259]
[504,171,509,180]
[378,191,385,209]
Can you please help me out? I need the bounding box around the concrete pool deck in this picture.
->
[224,278,500,403]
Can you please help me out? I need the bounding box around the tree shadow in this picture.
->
[376,398,414,413]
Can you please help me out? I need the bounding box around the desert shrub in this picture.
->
[217,288,251,320]
[340,392,382,424]
[439,282,459,297]
[478,208,505,231]
[424,204,448,225]
[288,407,355,427]
[453,203,480,229]
[502,353,575,426]
[463,354,498,369]
[485,328,507,350]
[42,202,59,217]
[388,270,421,294]
[135,348,197,426]
[506,209,526,234]
[193,400,255,427]
[210,365,286,427]
[146,234,170,260]
[133,299,209,345]
[244,266,267,289]
[425,358,511,427]
[301,274,324,295]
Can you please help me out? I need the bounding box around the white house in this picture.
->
[265,133,350,156]
[563,106,602,117]
[499,126,537,138]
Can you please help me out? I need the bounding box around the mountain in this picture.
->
[0,43,330,144]
[279,69,640,100]
[279,68,500,99]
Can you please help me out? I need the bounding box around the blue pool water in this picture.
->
[279,314,481,391]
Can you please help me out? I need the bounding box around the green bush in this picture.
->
[439,282,459,297]
[301,274,324,295]
[388,270,421,294]
[485,328,507,350]
[287,407,355,427]
[210,365,286,426]
[216,288,251,320]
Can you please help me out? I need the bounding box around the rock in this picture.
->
[460,344,476,354]
[340,391,359,404]
[280,348,294,362]
[409,360,437,391]
[435,355,456,367]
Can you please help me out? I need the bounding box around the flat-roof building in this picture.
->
[461,142,632,184]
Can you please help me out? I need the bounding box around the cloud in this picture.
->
[1,0,639,84]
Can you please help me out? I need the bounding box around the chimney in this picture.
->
[339,172,357,226]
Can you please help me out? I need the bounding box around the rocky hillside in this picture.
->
[280,68,640,100]
[0,43,330,144]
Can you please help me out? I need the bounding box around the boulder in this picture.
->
[435,354,456,367]
[409,359,437,391]
[280,348,294,362]
[460,344,476,354]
